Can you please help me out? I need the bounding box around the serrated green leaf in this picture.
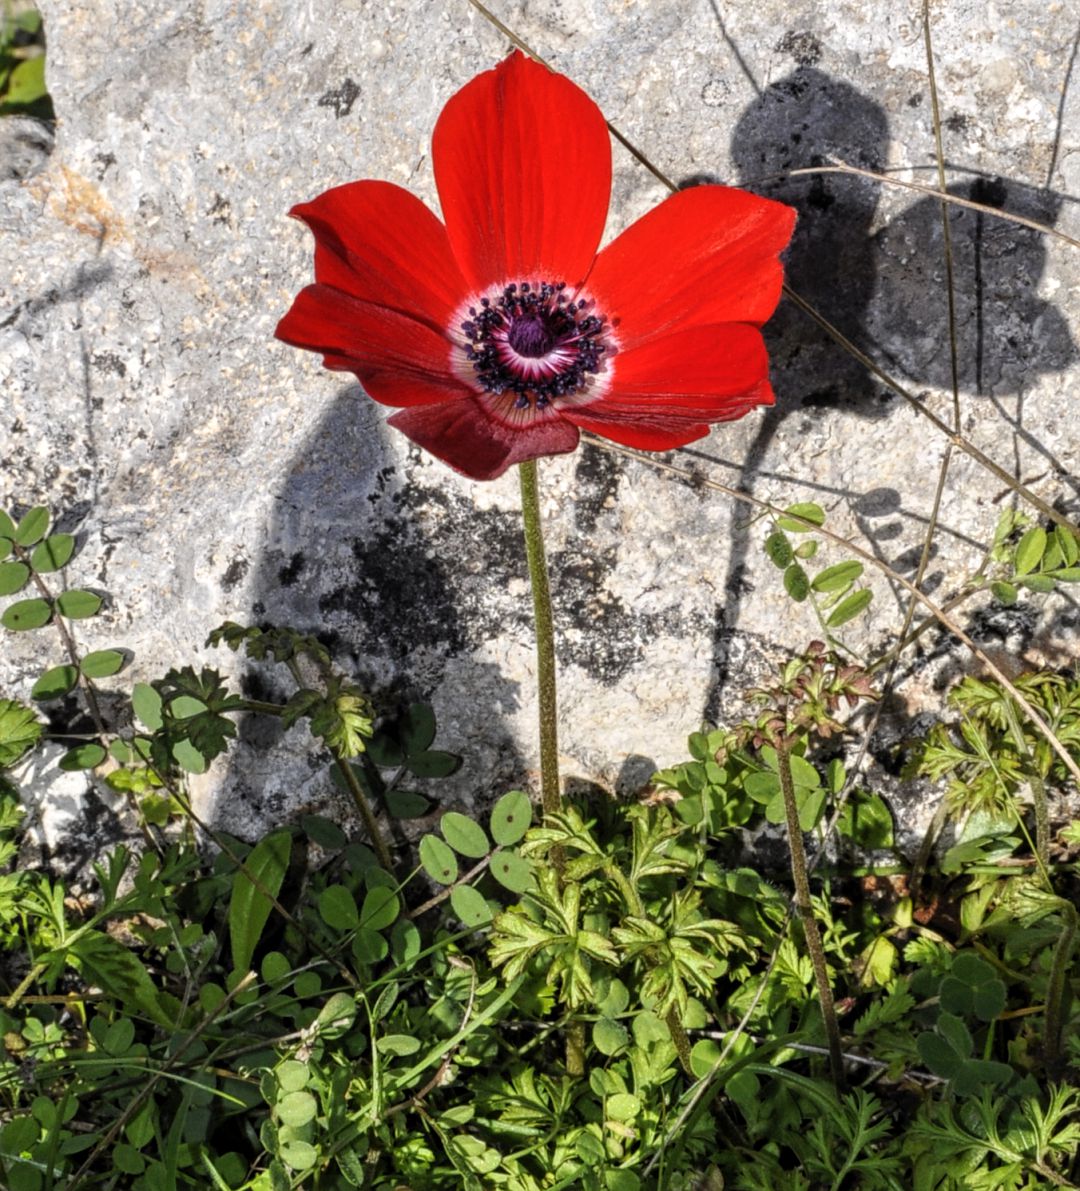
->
[1014,526,1047,576]
[68,931,173,1028]
[490,790,532,846]
[318,885,359,931]
[419,834,458,885]
[14,506,49,547]
[1056,567,1080,583]
[490,849,533,893]
[0,561,29,595]
[783,563,809,602]
[827,587,873,628]
[31,664,79,701]
[80,649,125,679]
[764,530,793,569]
[0,699,43,766]
[56,589,101,619]
[776,502,825,533]
[30,534,74,572]
[441,811,489,858]
[450,884,492,927]
[132,683,163,730]
[1017,574,1056,592]
[229,830,292,973]
[2,597,51,630]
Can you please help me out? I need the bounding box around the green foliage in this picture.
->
[0,2,51,118]
[3,494,1080,1189]
[763,502,875,640]
[985,509,1080,604]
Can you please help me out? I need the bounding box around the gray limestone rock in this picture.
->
[2,0,1077,869]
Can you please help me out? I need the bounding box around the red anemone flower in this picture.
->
[276,51,795,481]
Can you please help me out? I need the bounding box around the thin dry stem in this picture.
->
[582,434,1080,789]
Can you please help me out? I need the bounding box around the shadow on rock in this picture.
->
[701,63,1076,719]
[214,386,530,835]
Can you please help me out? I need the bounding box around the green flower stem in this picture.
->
[1001,697,1050,878]
[775,739,845,1090]
[518,460,561,821]
[665,1009,695,1077]
[607,863,692,1073]
[1045,897,1077,1067]
[335,753,396,876]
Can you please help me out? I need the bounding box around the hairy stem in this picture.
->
[775,739,844,1090]
[666,1008,695,1076]
[334,754,395,875]
[1044,898,1077,1068]
[1001,697,1051,879]
[609,861,694,1071]
[518,460,561,820]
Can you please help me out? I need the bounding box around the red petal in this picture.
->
[275,284,467,407]
[290,180,467,328]
[389,399,580,480]
[588,185,795,350]
[433,51,611,293]
[562,322,774,449]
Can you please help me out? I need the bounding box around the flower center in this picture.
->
[460,281,609,410]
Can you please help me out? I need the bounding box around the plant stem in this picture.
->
[666,1008,694,1076]
[518,460,561,820]
[1045,898,1077,1068]
[334,754,395,875]
[1001,697,1051,879]
[775,739,845,1090]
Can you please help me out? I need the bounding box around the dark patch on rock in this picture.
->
[318,78,360,119]
[278,551,305,587]
[91,351,126,377]
[944,112,971,133]
[319,487,526,664]
[701,76,729,108]
[572,443,621,533]
[774,30,823,67]
[221,555,249,591]
[207,193,232,225]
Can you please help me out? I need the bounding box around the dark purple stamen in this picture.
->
[460,280,609,408]
[507,314,555,358]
